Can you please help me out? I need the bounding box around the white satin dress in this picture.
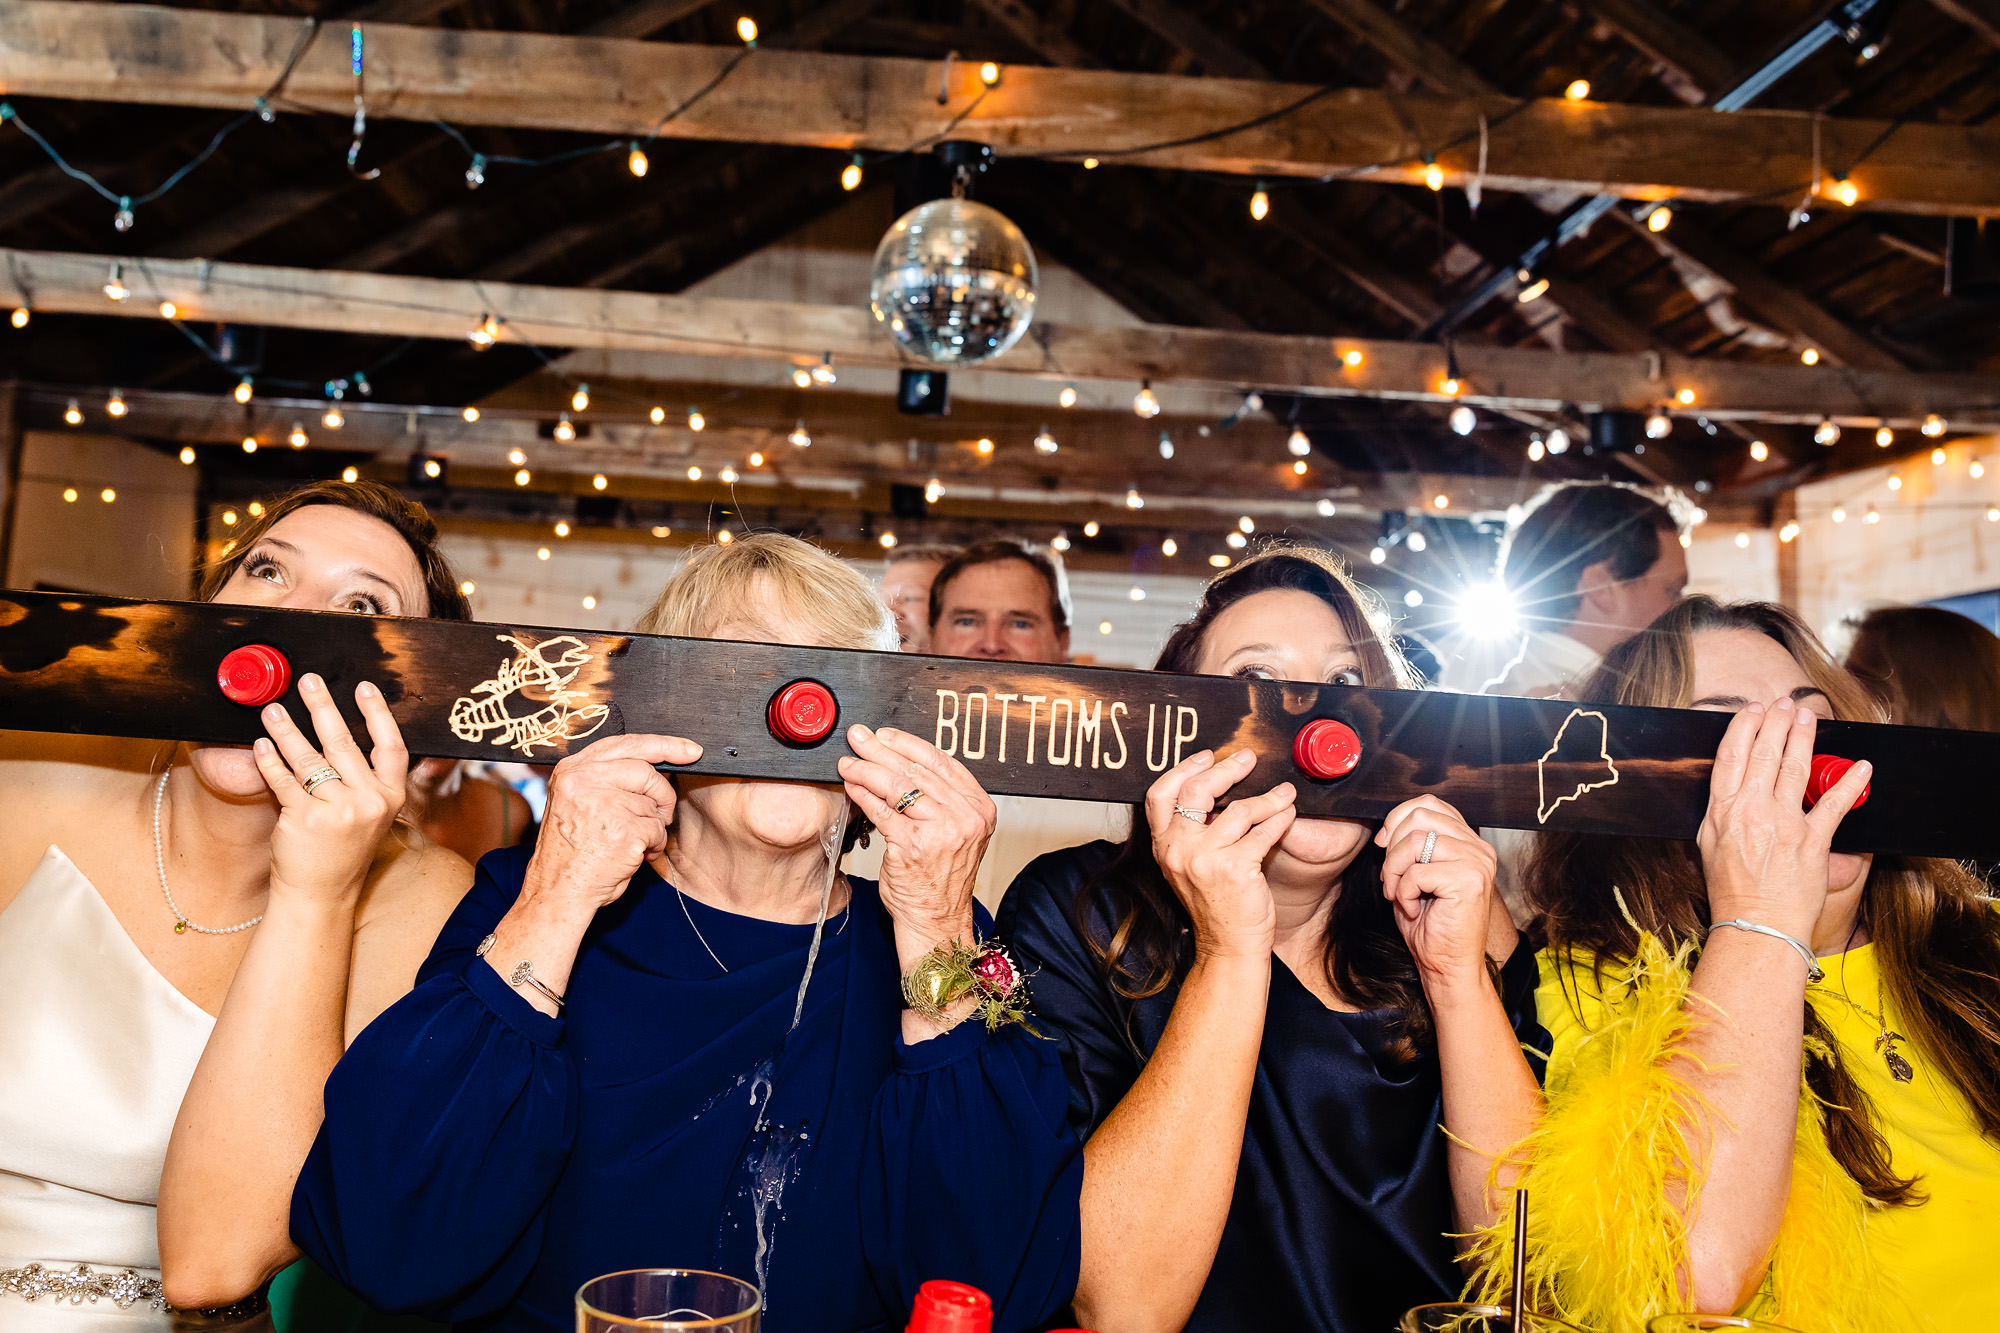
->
[0,847,270,1329]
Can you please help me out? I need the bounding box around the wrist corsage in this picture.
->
[900,938,1041,1036]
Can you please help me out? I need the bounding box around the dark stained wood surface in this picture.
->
[2,590,1994,860]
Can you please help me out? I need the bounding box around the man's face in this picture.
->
[1580,527,1688,644]
[880,559,943,652]
[928,559,1069,662]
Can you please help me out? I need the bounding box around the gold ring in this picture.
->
[894,787,924,813]
[301,766,343,797]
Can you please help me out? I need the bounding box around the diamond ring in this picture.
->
[301,766,344,797]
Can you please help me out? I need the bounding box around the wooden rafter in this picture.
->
[2,1,1997,215]
[1571,0,1740,103]
[6,246,1995,425]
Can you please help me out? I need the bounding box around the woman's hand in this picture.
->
[523,734,702,912]
[1374,795,1498,996]
[838,725,994,952]
[1697,699,1870,941]
[1146,748,1295,963]
[253,674,407,905]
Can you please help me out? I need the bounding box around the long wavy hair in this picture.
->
[1077,542,1439,1055]
[1528,596,2000,1205]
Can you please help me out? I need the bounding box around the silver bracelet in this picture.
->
[1709,918,1824,983]
[476,932,567,1010]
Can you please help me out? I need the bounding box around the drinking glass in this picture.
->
[576,1269,760,1333]
[1645,1318,1806,1332]
[1399,1303,1587,1332]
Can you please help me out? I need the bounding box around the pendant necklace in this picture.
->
[154,770,264,936]
[1869,975,1916,1083]
[672,879,851,975]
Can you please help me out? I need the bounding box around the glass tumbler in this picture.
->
[576,1269,760,1333]
[1400,1303,1587,1332]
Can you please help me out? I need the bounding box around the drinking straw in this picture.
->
[1511,1189,1528,1330]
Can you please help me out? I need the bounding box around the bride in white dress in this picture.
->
[0,480,472,1328]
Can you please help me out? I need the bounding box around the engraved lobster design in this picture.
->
[449,634,611,756]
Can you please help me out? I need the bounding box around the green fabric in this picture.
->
[268,1258,449,1333]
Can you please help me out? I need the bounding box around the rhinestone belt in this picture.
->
[0,1263,268,1322]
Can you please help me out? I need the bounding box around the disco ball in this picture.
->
[869,198,1037,366]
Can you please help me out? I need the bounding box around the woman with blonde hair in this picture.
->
[1472,596,2000,1332]
[1001,542,1546,1333]
[290,533,1082,1333]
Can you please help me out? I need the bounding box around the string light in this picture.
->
[748,451,764,467]
[1034,427,1058,455]
[1287,428,1311,456]
[554,413,575,442]
[1432,494,1450,509]
[1873,424,1893,447]
[1098,620,1114,634]
[1675,388,1695,406]
[1528,438,1545,461]
[1832,176,1859,207]
[234,377,253,404]
[1448,406,1475,436]
[688,407,705,431]
[792,366,813,389]
[1750,439,1769,462]
[62,488,77,503]
[841,156,863,191]
[1083,521,1100,537]
[536,546,551,561]
[468,314,498,348]
[1779,520,1800,542]
[1051,533,1071,551]
[976,437,995,456]
[1973,460,1987,479]
[514,467,531,485]
[1922,413,1945,437]
[1645,413,1670,439]
[719,465,739,484]
[1227,531,1248,549]
[652,525,672,538]
[879,531,898,549]
[1886,474,1903,491]
[1133,381,1161,418]
[1800,347,1820,365]
[248,501,264,517]
[1291,459,1307,474]
[1832,505,1847,523]
[241,435,258,453]
[1249,182,1269,221]
[1059,384,1078,408]
[716,530,734,545]
[63,399,82,426]
[9,306,27,328]
[1125,488,1144,509]
[1646,204,1673,232]
[341,466,359,482]
[1988,505,2000,523]
[1161,537,1178,557]
[811,353,837,385]
[1565,78,1590,100]
[592,473,609,490]
[1814,418,1840,446]
[979,61,1001,86]
[1931,447,1947,466]
[736,15,758,42]
[925,476,945,503]
[288,421,308,448]
[460,580,477,596]
[1865,504,1881,523]
[627,142,649,177]
[571,384,590,413]
[1546,428,1570,455]
[554,521,571,537]
[1129,586,1146,601]
[1404,590,1424,608]
[1316,498,1336,517]
[1422,158,1444,191]
[1239,516,1255,533]
[221,507,238,525]
[1440,376,1462,396]
[1734,531,1750,548]
[1369,545,1387,564]
[178,446,195,465]
[1517,277,1550,303]
[421,456,443,479]
[158,300,178,320]
[687,464,703,480]
[462,405,480,422]
[103,263,128,302]
[1406,530,1427,552]
[323,406,344,430]
[1209,553,1231,568]
[508,448,527,466]
[105,390,127,418]
[788,418,811,448]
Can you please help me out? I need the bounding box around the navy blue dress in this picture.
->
[998,841,1547,1333]
[292,846,1081,1333]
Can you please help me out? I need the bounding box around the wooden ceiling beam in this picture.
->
[1570,0,1741,103]
[1926,0,2000,48]
[1297,0,1498,96]
[1095,0,1272,79]
[5,1,1998,215]
[8,246,1997,425]
[962,0,1100,67]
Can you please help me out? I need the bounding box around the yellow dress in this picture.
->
[1468,934,2000,1332]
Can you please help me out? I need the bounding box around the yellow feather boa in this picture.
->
[1462,930,1913,1333]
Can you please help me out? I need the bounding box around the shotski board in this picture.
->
[0,590,1991,859]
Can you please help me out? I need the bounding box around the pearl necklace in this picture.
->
[153,770,264,936]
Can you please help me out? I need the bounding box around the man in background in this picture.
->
[1448,480,1687,698]
[850,539,1125,910]
[878,543,959,652]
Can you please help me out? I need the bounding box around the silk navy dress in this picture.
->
[998,841,1548,1333]
[291,845,1082,1333]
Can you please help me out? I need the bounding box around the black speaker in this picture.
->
[897,369,950,415]
[1589,411,1644,454]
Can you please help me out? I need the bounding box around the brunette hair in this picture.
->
[1078,542,1438,1054]
[884,543,963,570]
[927,539,1071,632]
[198,479,470,621]
[1843,605,2000,732]
[1528,596,2000,1205]
[1500,482,1682,627]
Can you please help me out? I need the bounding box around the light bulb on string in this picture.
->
[811,353,837,385]
[646,405,666,425]
[1161,537,1178,557]
[233,377,253,404]
[1341,348,1364,369]
[462,405,479,423]
[554,521,571,538]
[593,473,609,490]
[468,313,498,348]
[1646,204,1672,232]
[1422,159,1443,191]
[421,457,442,479]
[1546,428,1570,455]
[571,384,590,413]
[1082,158,1098,170]
[1158,432,1174,459]
[627,142,649,177]
[1831,505,1847,523]
[63,399,82,426]
[508,448,528,467]
[1448,406,1475,436]
[792,367,814,389]
[1291,459,1308,474]
[62,488,77,503]
[1814,419,1840,446]
[788,419,811,448]
[1565,78,1590,100]
[977,437,995,456]
[1125,488,1144,509]
[1034,427,1058,455]
[241,436,258,454]
[340,466,359,483]
[1750,439,1769,461]
[1931,447,1946,466]
[1249,182,1269,221]
[1133,381,1161,419]
[1887,474,1903,491]
[1528,438,1545,461]
[1406,530,1428,553]
[1369,545,1387,565]
[1287,427,1311,456]
[1432,493,1450,510]
[1988,505,2000,523]
[1865,504,1881,524]
[1083,521,1100,538]
[323,406,344,430]
[1645,413,1671,439]
[687,407,705,431]
[1801,347,1820,365]
[9,306,28,328]
[1675,388,1695,406]
[553,414,575,442]
[1922,413,1945,437]
[1209,553,1231,568]
[841,156,863,191]
[1734,531,1750,548]
[1316,498,1336,517]
[1051,533,1071,551]
[736,15,758,42]
[688,465,703,481]
[1239,516,1255,533]
[1227,531,1248,549]
[979,61,1001,86]
[652,525,672,538]
[288,422,308,448]
[1440,376,1461,396]
[105,390,127,418]
[1874,424,1893,447]
[104,263,128,302]
[179,446,196,465]
[749,451,765,467]
[1973,460,1987,479]
[715,465,736,484]
[1833,176,1859,207]
[1058,384,1078,408]
[158,301,178,320]
[879,531,898,550]
[1779,520,1800,543]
